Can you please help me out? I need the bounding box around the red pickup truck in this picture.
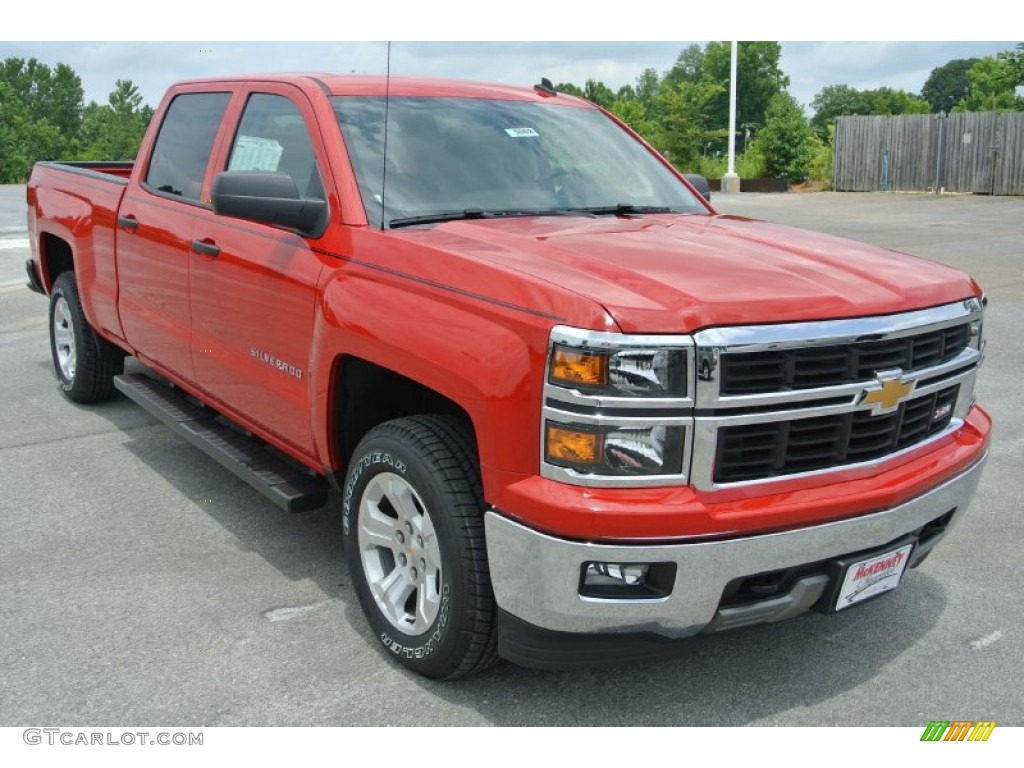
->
[26,73,990,679]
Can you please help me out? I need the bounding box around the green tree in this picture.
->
[651,79,725,169]
[77,79,149,160]
[633,67,661,108]
[811,84,929,140]
[583,78,615,109]
[664,44,705,86]
[1000,43,1024,84]
[860,87,930,115]
[702,41,789,135]
[921,58,979,113]
[0,58,153,181]
[609,98,651,137]
[0,82,64,182]
[1,57,83,139]
[553,81,584,98]
[48,63,84,137]
[953,55,1024,111]
[609,69,668,151]
[751,92,818,183]
[811,84,870,137]
[615,84,636,102]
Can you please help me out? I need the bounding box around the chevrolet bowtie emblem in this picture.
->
[861,370,915,414]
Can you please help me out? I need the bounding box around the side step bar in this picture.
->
[114,374,328,513]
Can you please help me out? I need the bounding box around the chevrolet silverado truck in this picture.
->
[26,74,990,679]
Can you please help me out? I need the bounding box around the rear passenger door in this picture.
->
[189,85,328,458]
[117,89,232,380]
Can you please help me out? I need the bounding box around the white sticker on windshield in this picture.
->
[504,127,539,138]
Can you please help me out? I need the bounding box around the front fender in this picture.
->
[310,271,548,493]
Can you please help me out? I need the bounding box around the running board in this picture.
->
[114,374,328,513]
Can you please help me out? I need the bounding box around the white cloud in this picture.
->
[0,40,1016,114]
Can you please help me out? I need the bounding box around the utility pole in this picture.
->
[722,40,741,194]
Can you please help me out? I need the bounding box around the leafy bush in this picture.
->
[751,92,817,183]
[691,149,765,180]
[807,124,834,187]
[695,154,726,179]
[737,147,767,178]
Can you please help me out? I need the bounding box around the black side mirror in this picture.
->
[683,173,712,202]
[212,171,327,236]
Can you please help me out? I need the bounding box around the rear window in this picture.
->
[145,92,230,202]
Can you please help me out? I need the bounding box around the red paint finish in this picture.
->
[413,214,977,333]
[27,73,990,547]
[28,165,127,339]
[115,189,198,380]
[492,407,990,541]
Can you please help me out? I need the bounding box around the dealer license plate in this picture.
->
[835,543,914,611]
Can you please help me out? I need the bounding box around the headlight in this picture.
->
[547,332,688,399]
[968,318,983,350]
[967,294,985,353]
[545,421,685,477]
[542,327,695,486]
[549,345,686,397]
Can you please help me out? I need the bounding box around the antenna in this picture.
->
[534,77,557,97]
[380,41,392,231]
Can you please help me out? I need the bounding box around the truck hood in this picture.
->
[407,213,978,332]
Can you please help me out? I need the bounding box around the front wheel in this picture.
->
[342,415,497,680]
[49,272,124,403]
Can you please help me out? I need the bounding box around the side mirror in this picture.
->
[212,171,327,235]
[683,173,711,202]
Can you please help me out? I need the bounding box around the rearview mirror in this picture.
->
[212,171,327,236]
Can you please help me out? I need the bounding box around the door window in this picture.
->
[228,93,325,199]
[145,92,230,202]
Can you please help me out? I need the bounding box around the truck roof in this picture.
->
[165,72,594,105]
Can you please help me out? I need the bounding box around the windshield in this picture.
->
[332,96,706,227]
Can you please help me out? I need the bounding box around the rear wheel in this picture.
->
[49,272,124,403]
[342,415,497,680]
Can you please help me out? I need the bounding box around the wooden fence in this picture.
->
[833,112,1024,195]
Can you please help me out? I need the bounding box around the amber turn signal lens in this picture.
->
[551,347,607,387]
[546,424,602,466]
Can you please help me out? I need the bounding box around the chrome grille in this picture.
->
[691,299,984,489]
[714,385,959,483]
[720,324,970,395]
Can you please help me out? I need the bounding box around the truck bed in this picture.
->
[27,161,134,340]
[34,160,135,182]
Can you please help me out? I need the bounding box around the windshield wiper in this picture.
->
[389,208,590,229]
[563,203,676,216]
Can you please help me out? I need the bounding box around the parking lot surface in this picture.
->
[1,186,1020,726]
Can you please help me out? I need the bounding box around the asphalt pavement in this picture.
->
[1,185,1020,726]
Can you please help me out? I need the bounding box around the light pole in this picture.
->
[722,40,741,194]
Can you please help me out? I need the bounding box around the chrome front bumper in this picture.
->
[485,454,987,639]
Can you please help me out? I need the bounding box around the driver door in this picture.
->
[188,86,329,458]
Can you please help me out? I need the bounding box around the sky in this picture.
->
[0,40,1016,115]
[2,1,1017,113]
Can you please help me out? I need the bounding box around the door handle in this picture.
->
[117,215,139,230]
[191,239,220,259]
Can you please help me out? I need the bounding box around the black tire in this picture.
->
[49,272,124,403]
[342,414,497,680]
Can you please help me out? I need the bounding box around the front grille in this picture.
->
[719,324,970,395]
[714,385,959,483]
